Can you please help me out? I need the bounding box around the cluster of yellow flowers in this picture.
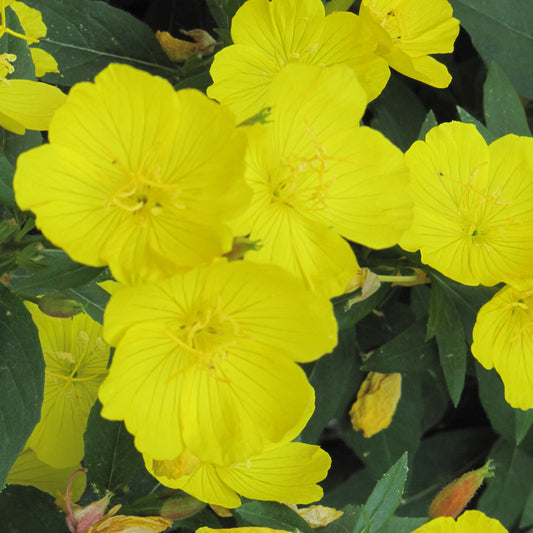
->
[6,0,530,529]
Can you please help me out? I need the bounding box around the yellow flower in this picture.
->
[99,261,337,465]
[472,284,533,410]
[145,442,331,508]
[349,372,402,438]
[14,63,250,286]
[198,529,289,533]
[25,302,110,468]
[359,0,459,87]
[400,122,533,288]
[3,0,59,76]
[411,510,507,533]
[207,0,389,123]
[7,447,86,500]
[231,64,412,298]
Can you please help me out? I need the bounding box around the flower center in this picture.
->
[167,298,246,379]
[270,122,336,211]
[105,147,185,222]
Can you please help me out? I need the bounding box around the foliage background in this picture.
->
[1,0,533,532]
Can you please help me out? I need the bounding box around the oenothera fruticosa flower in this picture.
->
[400,121,533,288]
[25,302,109,468]
[472,283,533,410]
[359,0,459,88]
[7,447,86,500]
[411,510,507,533]
[144,442,330,508]
[99,260,338,465]
[3,0,59,76]
[230,64,412,298]
[207,0,389,123]
[14,63,250,286]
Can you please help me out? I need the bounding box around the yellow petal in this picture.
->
[0,80,65,133]
[30,48,59,77]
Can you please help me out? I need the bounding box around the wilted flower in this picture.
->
[286,504,343,528]
[349,372,402,437]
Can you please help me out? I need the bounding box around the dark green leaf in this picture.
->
[11,250,104,293]
[435,301,467,406]
[369,76,427,151]
[483,61,531,137]
[341,374,423,477]
[477,438,533,528]
[0,285,43,488]
[450,0,533,99]
[417,110,438,140]
[410,285,430,321]
[234,501,313,533]
[61,282,110,324]
[520,488,533,528]
[353,452,408,533]
[302,327,362,444]
[206,0,245,30]
[83,401,141,496]
[476,362,515,442]
[0,156,15,208]
[456,105,496,144]
[322,470,376,508]
[25,0,177,86]
[516,410,533,446]
[333,285,389,331]
[362,318,439,373]
[322,505,361,533]
[0,485,68,532]
[378,516,427,533]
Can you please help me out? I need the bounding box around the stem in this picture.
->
[377,274,419,283]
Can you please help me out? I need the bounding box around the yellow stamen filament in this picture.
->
[0,0,38,44]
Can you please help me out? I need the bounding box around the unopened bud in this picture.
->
[223,237,262,261]
[38,293,84,318]
[160,495,206,520]
[429,459,494,519]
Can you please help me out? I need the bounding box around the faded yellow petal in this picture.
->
[349,372,402,438]
[287,504,343,528]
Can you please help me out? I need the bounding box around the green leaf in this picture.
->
[362,318,439,373]
[435,301,467,407]
[476,362,515,442]
[83,401,141,496]
[477,438,533,528]
[325,0,356,14]
[234,501,314,533]
[322,470,376,509]
[516,410,533,446]
[0,285,44,489]
[353,452,409,533]
[61,282,110,325]
[379,516,427,533]
[369,76,427,151]
[302,326,362,444]
[206,0,245,30]
[0,485,68,532]
[322,505,361,533]
[417,110,438,140]
[25,0,177,86]
[456,105,496,144]
[449,0,533,99]
[333,285,389,331]
[520,488,533,528]
[341,374,423,478]
[0,156,15,208]
[11,250,104,293]
[483,61,531,137]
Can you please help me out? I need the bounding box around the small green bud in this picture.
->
[38,293,84,318]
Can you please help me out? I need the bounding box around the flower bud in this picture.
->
[429,459,495,519]
[160,495,206,520]
[38,293,84,318]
